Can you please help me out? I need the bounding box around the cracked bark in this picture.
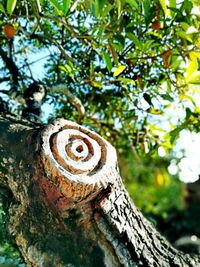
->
[0,115,199,267]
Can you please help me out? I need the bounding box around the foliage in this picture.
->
[0,0,199,150]
[0,0,199,264]
[119,148,184,217]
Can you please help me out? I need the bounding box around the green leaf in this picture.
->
[99,0,106,12]
[143,0,153,25]
[143,0,150,16]
[185,107,192,120]
[49,0,62,13]
[169,0,176,9]
[171,59,182,71]
[62,0,70,14]
[143,40,153,51]
[0,4,6,13]
[147,108,163,115]
[125,0,138,9]
[102,51,113,73]
[185,59,198,82]
[59,66,67,72]
[182,0,193,14]
[188,71,200,83]
[190,82,200,85]
[115,34,125,47]
[161,94,174,102]
[101,4,113,18]
[91,0,100,17]
[90,62,94,76]
[126,33,141,48]
[91,81,102,88]
[116,0,122,18]
[159,0,167,16]
[167,6,183,20]
[59,64,72,73]
[170,124,186,143]
[7,0,17,14]
[176,30,192,42]
[180,22,190,31]
[0,3,5,13]
[143,93,152,106]
[117,77,136,85]
[113,65,126,77]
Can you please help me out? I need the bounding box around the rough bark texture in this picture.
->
[0,115,200,267]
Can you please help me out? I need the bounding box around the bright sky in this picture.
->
[168,131,200,183]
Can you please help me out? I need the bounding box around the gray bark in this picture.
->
[0,115,200,267]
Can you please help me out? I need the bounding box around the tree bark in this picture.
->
[0,115,200,267]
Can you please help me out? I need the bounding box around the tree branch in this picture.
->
[0,46,20,88]
[50,84,85,123]
[0,117,200,266]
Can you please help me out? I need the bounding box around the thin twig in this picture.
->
[50,84,85,123]
[19,54,50,70]
[40,13,92,41]
[32,0,42,34]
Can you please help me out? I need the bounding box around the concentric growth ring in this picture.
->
[51,129,102,174]
[41,119,117,201]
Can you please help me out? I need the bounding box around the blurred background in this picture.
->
[0,0,200,265]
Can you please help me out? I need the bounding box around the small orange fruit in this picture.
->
[3,23,16,39]
[151,21,161,30]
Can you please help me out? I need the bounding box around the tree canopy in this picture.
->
[0,0,200,265]
[0,0,199,146]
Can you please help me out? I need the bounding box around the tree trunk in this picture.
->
[0,115,200,267]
